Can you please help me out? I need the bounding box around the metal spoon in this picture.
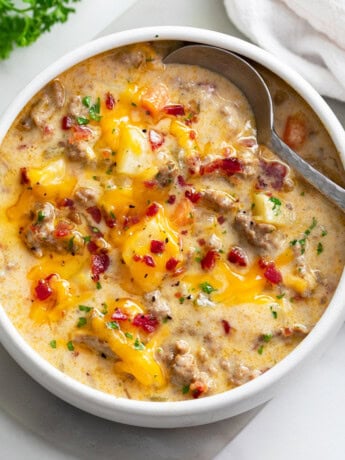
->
[164,44,345,212]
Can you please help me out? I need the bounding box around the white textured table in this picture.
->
[1,1,345,459]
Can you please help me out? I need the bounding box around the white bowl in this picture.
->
[1,26,345,428]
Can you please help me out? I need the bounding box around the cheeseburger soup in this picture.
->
[1,42,345,401]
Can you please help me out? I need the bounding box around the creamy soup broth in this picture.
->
[0,41,344,401]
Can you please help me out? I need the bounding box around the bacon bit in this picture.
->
[91,253,110,280]
[148,129,164,150]
[105,216,116,228]
[282,327,293,337]
[87,240,98,254]
[258,258,282,284]
[146,202,159,217]
[59,198,74,208]
[61,115,73,130]
[189,130,196,140]
[132,314,159,333]
[163,104,185,116]
[167,194,176,204]
[54,221,73,238]
[198,238,206,246]
[111,308,128,321]
[201,158,243,176]
[181,230,188,235]
[69,125,92,144]
[123,215,140,229]
[217,215,225,225]
[185,189,202,203]
[150,240,165,254]
[222,319,231,335]
[35,278,53,301]
[105,92,115,110]
[283,114,307,149]
[143,180,157,189]
[177,175,191,187]
[227,247,248,267]
[258,160,288,190]
[143,255,155,267]
[86,206,102,224]
[133,254,143,262]
[20,167,30,185]
[190,381,206,399]
[201,250,219,271]
[166,257,179,271]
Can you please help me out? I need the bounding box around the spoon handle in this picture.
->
[270,131,345,212]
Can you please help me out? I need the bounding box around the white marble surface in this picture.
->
[1,1,345,458]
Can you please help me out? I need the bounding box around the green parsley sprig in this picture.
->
[0,0,81,60]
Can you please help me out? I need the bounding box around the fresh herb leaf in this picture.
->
[67,340,74,351]
[179,296,185,304]
[270,306,278,319]
[321,229,327,237]
[82,96,91,108]
[134,338,145,350]
[37,210,45,223]
[125,332,133,339]
[101,302,108,315]
[317,242,323,255]
[276,293,285,299]
[257,345,264,355]
[82,235,91,243]
[77,317,87,328]
[182,384,190,394]
[49,339,57,348]
[78,304,92,312]
[0,0,81,60]
[106,321,119,330]
[68,236,75,252]
[89,97,101,121]
[269,196,281,215]
[76,116,89,125]
[96,281,102,290]
[199,282,217,294]
[263,333,273,343]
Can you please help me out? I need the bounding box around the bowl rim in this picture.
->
[1,25,345,425]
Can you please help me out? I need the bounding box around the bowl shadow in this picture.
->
[0,344,262,459]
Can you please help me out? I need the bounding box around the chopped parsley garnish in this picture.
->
[106,321,119,330]
[290,217,318,253]
[49,340,57,349]
[270,306,278,319]
[321,229,328,237]
[199,282,217,294]
[269,196,281,215]
[134,338,145,350]
[276,293,285,299]
[37,210,45,223]
[101,302,108,314]
[82,235,91,243]
[68,236,75,252]
[263,333,273,343]
[79,305,92,312]
[89,97,101,121]
[96,281,102,290]
[125,332,133,339]
[77,317,87,328]
[182,384,190,394]
[82,96,91,108]
[258,345,264,355]
[76,116,89,125]
[67,341,74,351]
[317,242,323,255]
[179,296,185,304]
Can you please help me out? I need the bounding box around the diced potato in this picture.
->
[27,158,76,200]
[116,123,158,179]
[122,206,181,291]
[252,193,294,227]
[170,119,200,158]
[140,82,170,115]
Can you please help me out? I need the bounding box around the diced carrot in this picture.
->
[170,198,194,227]
[140,83,170,115]
[283,113,307,149]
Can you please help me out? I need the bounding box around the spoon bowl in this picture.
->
[164,44,345,212]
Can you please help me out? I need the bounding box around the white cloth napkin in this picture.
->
[224,0,345,101]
